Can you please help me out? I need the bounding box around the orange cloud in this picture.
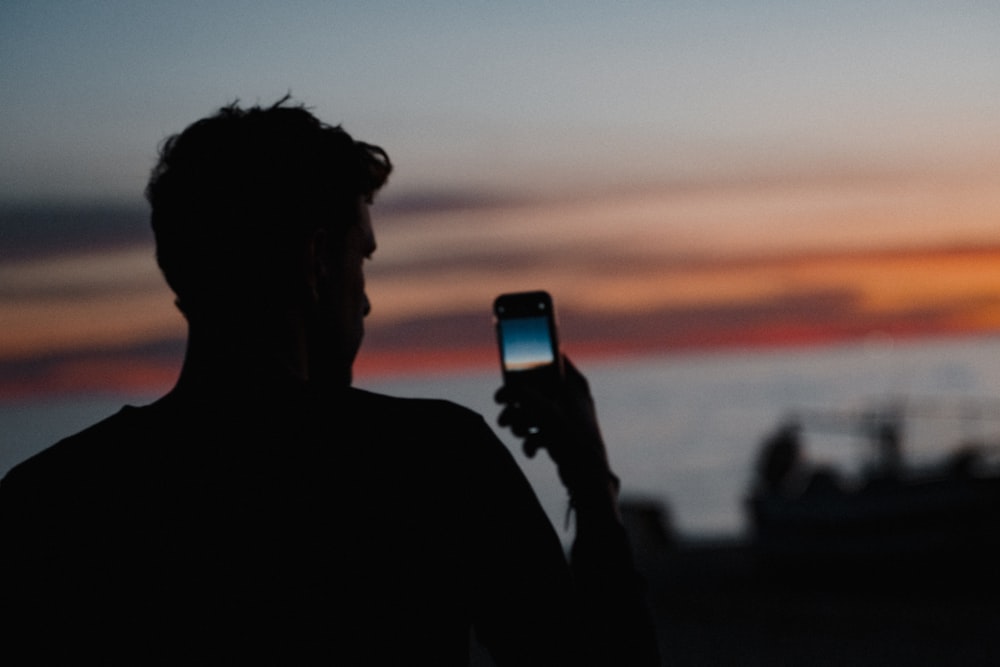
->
[359,244,1000,379]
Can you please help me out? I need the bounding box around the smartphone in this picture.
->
[493,290,563,391]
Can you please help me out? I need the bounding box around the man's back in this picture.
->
[1,385,578,664]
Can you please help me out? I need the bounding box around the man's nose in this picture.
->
[363,294,371,317]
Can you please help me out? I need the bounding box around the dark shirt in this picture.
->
[0,385,584,664]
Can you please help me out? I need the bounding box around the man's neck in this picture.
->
[172,317,310,401]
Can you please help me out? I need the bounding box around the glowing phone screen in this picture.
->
[499,316,555,372]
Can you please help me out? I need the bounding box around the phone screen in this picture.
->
[494,291,562,390]
[499,315,556,372]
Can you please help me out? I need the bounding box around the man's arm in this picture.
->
[496,357,661,667]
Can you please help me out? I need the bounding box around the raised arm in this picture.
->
[495,357,661,666]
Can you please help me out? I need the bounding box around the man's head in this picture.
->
[146,97,391,384]
[146,97,391,320]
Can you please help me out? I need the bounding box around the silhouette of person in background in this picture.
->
[0,98,657,665]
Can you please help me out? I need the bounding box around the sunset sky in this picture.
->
[2,2,1000,400]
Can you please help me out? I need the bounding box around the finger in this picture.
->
[494,385,513,404]
[510,419,539,439]
[497,404,538,438]
[522,428,553,456]
[495,384,536,409]
[508,384,555,416]
[522,438,541,458]
[497,399,529,426]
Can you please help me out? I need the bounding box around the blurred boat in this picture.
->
[746,400,1000,578]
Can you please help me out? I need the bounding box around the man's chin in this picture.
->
[331,363,354,388]
[307,355,354,389]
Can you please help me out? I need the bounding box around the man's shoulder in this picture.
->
[341,387,510,464]
[1,403,159,492]
[344,387,488,428]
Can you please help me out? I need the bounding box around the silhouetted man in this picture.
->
[0,99,657,665]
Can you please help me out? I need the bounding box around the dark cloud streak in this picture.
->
[364,286,1000,358]
[0,336,184,401]
[0,202,151,260]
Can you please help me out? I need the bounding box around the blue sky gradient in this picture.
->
[3,2,998,204]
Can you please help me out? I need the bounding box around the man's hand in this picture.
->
[495,357,619,509]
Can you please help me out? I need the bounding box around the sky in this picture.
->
[2,1,1000,400]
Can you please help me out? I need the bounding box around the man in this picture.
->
[0,99,657,664]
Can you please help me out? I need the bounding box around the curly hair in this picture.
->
[145,96,392,318]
